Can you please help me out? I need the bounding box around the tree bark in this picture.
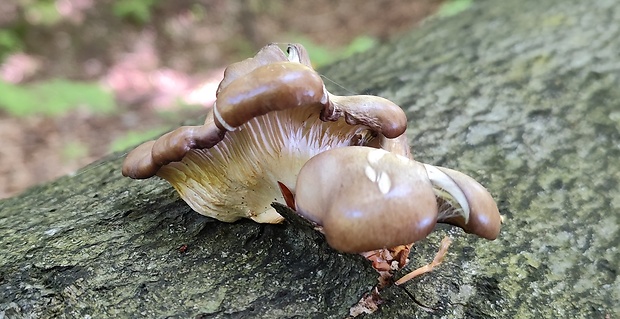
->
[1,0,618,318]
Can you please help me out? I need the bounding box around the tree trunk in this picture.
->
[1,0,618,318]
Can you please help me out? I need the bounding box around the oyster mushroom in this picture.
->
[428,165,502,240]
[122,43,407,224]
[294,146,501,253]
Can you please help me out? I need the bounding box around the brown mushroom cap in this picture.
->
[121,112,225,179]
[216,43,289,92]
[324,94,408,139]
[293,146,502,253]
[213,62,327,131]
[432,166,502,240]
[295,146,439,253]
[122,44,409,224]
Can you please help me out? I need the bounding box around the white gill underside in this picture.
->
[156,107,372,223]
[423,164,470,224]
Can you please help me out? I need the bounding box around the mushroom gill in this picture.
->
[122,43,407,224]
[156,104,376,223]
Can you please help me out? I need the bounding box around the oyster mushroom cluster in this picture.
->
[122,43,501,257]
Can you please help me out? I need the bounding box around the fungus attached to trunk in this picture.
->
[122,43,504,299]
[122,43,407,224]
[122,42,502,266]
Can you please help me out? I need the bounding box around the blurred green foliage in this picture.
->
[0,31,22,60]
[437,0,474,17]
[292,35,378,67]
[113,0,160,24]
[24,0,62,25]
[0,1,63,60]
[0,79,116,117]
[61,141,89,161]
[0,0,161,59]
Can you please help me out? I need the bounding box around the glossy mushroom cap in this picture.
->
[430,166,502,240]
[213,62,327,131]
[121,112,225,179]
[295,147,439,253]
[294,146,502,253]
[122,44,408,224]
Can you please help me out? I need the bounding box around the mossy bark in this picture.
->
[1,0,619,318]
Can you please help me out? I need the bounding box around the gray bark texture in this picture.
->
[1,0,619,318]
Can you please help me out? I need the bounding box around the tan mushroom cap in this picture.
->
[432,166,502,240]
[121,112,225,179]
[213,62,327,131]
[294,146,502,253]
[324,94,408,139]
[122,44,409,224]
[295,146,439,253]
[216,43,291,92]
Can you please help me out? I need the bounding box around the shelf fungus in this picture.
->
[122,43,502,310]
